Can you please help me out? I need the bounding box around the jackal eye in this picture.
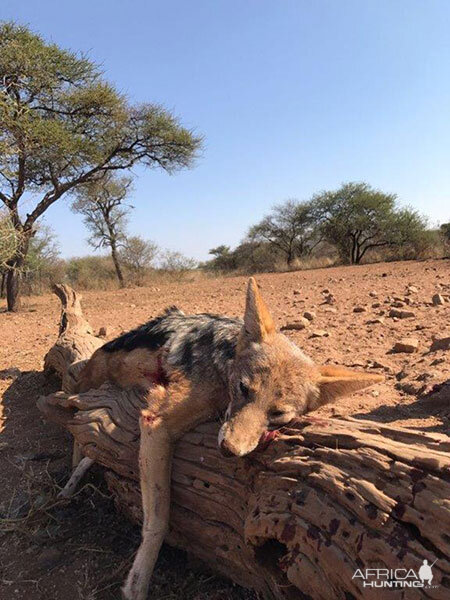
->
[239,381,250,398]
[269,409,285,419]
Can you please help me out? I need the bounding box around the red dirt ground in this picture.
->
[0,259,449,599]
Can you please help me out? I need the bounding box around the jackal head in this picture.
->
[218,278,383,457]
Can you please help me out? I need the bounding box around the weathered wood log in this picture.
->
[38,285,450,599]
[43,284,103,392]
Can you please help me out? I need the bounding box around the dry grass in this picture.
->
[0,439,255,600]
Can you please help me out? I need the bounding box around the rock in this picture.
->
[349,360,365,368]
[391,301,405,308]
[366,317,384,325]
[430,357,445,366]
[323,294,335,305]
[416,372,433,382]
[303,311,316,321]
[98,326,111,338]
[293,290,301,295]
[388,308,415,319]
[391,338,419,354]
[395,381,426,396]
[280,318,309,331]
[353,306,366,313]
[396,369,409,380]
[310,330,329,338]
[370,360,391,371]
[432,293,445,306]
[406,285,418,294]
[371,302,381,308]
[323,307,337,314]
[369,291,378,298]
[430,337,450,352]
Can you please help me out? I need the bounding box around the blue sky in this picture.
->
[3,0,450,260]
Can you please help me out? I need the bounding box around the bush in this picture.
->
[159,250,197,278]
[203,241,283,274]
[65,256,118,290]
[119,236,158,285]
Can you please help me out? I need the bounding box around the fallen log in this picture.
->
[38,286,450,599]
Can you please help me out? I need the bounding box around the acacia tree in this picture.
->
[0,23,201,310]
[312,182,428,264]
[72,175,132,287]
[248,200,319,267]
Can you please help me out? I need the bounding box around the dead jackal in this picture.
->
[77,278,382,600]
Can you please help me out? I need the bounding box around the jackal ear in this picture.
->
[316,366,384,406]
[238,277,275,347]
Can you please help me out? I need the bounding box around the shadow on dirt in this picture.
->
[354,380,450,433]
[0,371,254,600]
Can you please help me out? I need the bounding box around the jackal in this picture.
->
[76,278,383,600]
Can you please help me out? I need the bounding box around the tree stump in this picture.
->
[38,286,450,599]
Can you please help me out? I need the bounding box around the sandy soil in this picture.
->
[0,259,449,599]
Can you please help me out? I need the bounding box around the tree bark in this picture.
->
[110,239,125,288]
[6,259,23,312]
[5,231,31,312]
[37,285,450,599]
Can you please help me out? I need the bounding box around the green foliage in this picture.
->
[232,241,282,273]
[21,226,63,294]
[0,211,19,269]
[248,200,319,266]
[0,22,201,203]
[0,221,63,296]
[207,246,237,271]
[25,225,60,272]
[440,223,450,243]
[312,182,429,264]
[204,240,282,274]
[0,22,202,308]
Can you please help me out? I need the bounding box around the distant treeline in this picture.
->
[1,181,449,297]
[203,182,450,274]
[0,222,200,296]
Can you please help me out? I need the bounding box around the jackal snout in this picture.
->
[218,277,384,457]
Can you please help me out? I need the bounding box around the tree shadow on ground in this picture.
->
[0,370,255,600]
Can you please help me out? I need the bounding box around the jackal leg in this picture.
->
[122,379,216,600]
[122,408,171,600]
